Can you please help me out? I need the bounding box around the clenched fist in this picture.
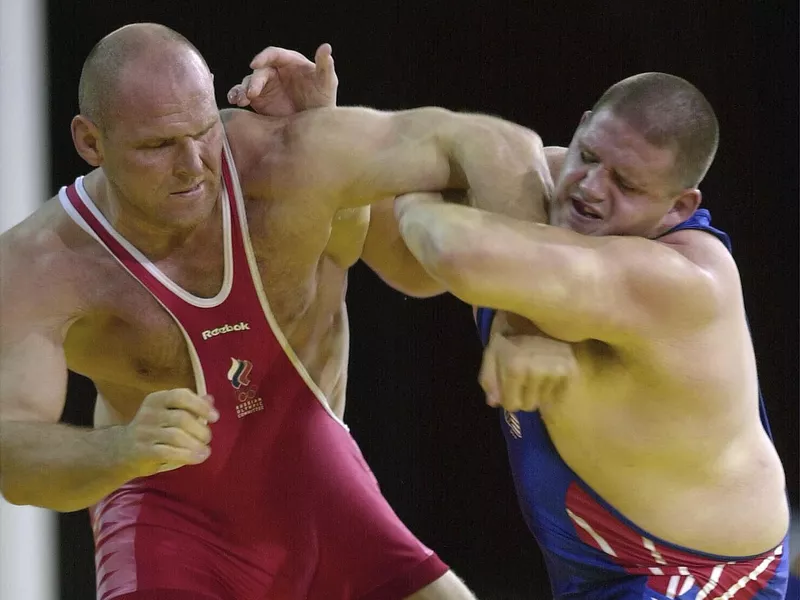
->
[479,333,578,413]
[116,389,219,477]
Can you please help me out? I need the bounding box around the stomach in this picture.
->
[546,406,789,557]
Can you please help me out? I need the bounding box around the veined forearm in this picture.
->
[0,421,134,512]
[396,198,476,284]
[397,198,604,342]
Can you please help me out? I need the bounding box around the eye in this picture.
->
[143,140,171,149]
[616,177,638,193]
[579,150,595,163]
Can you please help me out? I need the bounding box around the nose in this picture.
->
[578,164,608,202]
[174,138,204,177]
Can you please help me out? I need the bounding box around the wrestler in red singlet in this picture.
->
[59,139,447,600]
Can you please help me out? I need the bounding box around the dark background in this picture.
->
[48,1,798,598]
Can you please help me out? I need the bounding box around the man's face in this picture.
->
[98,48,224,230]
[550,109,686,238]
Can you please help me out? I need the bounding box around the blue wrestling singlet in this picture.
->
[474,210,789,599]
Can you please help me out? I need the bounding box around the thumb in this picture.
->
[479,340,502,407]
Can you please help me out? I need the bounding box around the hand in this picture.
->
[227,43,337,116]
[479,333,578,412]
[117,389,219,477]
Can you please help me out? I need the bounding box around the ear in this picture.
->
[579,110,592,126]
[661,188,702,230]
[71,115,104,167]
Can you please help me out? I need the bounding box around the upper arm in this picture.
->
[537,234,724,344]
[0,236,69,424]
[0,324,69,423]
[231,106,549,213]
[227,106,454,212]
[360,197,446,297]
[412,207,725,345]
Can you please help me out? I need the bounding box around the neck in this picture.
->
[85,169,220,261]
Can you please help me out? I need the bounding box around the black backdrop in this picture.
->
[48,1,798,598]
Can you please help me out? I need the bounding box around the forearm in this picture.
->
[0,421,134,512]
[361,197,447,297]
[396,198,601,342]
[396,198,487,286]
[361,237,447,298]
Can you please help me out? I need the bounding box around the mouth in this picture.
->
[171,182,204,197]
[570,197,603,220]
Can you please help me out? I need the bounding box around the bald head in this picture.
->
[590,72,719,189]
[78,23,211,131]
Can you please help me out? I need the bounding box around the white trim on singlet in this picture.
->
[58,185,209,396]
[219,137,349,432]
[71,175,234,308]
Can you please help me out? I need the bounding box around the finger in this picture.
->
[227,82,250,107]
[314,43,335,85]
[153,442,210,468]
[246,68,273,99]
[250,46,312,69]
[479,343,501,407]
[497,364,526,413]
[156,426,209,454]
[162,389,220,423]
[162,409,212,445]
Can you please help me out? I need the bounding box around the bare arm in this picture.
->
[225,106,552,218]
[395,196,725,345]
[360,197,446,297]
[0,235,136,512]
[0,325,138,512]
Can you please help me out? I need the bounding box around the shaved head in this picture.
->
[590,72,719,189]
[78,23,211,131]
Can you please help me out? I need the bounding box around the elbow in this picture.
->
[406,225,482,300]
[0,472,81,513]
[397,209,466,282]
[0,473,28,507]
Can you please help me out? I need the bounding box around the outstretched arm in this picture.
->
[394,194,726,346]
[227,105,551,217]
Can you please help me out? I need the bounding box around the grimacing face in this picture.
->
[549,109,697,238]
[93,49,224,230]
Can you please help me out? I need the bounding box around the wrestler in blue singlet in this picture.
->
[475,210,789,599]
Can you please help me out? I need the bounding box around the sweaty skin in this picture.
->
[0,30,549,516]
[393,130,788,558]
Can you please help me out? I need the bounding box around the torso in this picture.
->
[488,237,788,557]
[51,116,369,425]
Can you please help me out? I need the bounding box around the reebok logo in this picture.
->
[201,321,250,340]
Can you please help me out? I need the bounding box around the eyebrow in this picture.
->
[140,118,218,144]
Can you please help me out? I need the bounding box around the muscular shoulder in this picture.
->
[1,198,94,329]
[658,228,740,287]
[634,227,743,334]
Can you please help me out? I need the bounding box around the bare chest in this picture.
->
[62,234,337,402]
